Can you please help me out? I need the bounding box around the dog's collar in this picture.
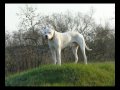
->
[50,30,55,40]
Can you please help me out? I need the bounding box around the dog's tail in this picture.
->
[85,43,92,51]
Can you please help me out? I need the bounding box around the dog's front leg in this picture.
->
[56,48,61,66]
[50,49,57,65]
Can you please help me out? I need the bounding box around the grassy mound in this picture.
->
[5,62,115,86]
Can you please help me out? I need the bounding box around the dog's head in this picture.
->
[40,26,55,40]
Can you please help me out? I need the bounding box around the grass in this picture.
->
[5,61,115,86]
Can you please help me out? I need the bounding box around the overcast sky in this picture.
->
[5,4,115,33]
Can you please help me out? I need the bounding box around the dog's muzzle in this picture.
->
[45,35,48,39]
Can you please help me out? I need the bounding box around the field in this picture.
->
[5,61,115,86]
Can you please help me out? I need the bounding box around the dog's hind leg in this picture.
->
[77,38,87,64]
[80,45,87,64]
[72,45,79,64]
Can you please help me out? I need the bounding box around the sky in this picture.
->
[5,4,115,33]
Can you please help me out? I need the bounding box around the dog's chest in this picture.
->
[48,40,58,49]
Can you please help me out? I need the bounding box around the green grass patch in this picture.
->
[5,61,115,86]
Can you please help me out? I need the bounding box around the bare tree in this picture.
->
[16,5,41,46]
[17,5,39,31]
[5,31,13,47]
[73,7,96,41]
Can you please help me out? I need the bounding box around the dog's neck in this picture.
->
[50,30,55,40]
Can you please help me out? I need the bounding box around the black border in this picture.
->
[3,1,118,90]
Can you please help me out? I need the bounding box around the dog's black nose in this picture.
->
[45,35,48,39]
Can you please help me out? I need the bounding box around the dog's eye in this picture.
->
[43,27,46,29]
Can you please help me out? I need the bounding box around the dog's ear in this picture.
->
[41,26,46,29]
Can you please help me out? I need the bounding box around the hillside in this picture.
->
[5,62,115,86]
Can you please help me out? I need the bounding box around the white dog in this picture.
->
[41,26,92,65]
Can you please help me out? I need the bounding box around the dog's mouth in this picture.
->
[45,37,48,39]
[45,35,48,39]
